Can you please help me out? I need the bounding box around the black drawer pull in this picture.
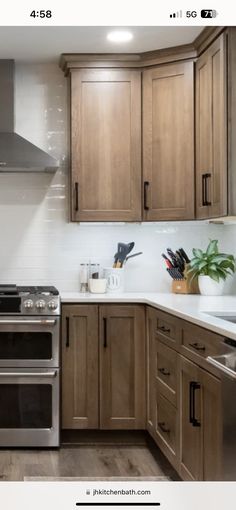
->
[157,326,171,334]
[158,422,170,434]
[189,342,206,351]
[66,317,70,348]
[205,172,212,206]
[144,181,150,210]
[189,381,201,427]
[158,367,170,376]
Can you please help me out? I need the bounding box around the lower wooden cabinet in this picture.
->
[180,355,222,481]
[62,305,99,429]
[147,306,180,469]
[99,305,146,429]
[62,304,146,430]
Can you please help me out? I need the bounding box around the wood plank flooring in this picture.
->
[0,443,179,481]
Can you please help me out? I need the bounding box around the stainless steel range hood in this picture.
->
[0,60,59,173]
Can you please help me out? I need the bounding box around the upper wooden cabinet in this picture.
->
[195,34,227,219]
[142,61,195,220]
[70,69,142,221]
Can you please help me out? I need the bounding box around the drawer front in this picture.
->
[156,340,178,406]
[155,391,178,467]
[181,322,224,361]
[153,309,181,349]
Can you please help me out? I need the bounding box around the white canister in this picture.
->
[103,267,125,293]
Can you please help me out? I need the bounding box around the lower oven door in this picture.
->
[0,368,60,447]
[0,316,59,367]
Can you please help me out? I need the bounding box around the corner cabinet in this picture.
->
[70,70,142,222]
[195,33,227,219]
[142,62,195,221]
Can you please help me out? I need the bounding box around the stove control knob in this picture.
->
[24,299,34,309]
[48,300,58,310]
[36,299,46,310]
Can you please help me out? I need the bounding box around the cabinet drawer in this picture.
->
[153,309,181,349]
[156,340,178,406]
[155,392,178,467]
[181,322,224,361]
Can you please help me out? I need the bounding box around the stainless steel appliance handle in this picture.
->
[207,356,236,380]
[0,319,56,325]
[0,371,57,378]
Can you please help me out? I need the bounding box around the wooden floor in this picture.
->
[0,442,179,481]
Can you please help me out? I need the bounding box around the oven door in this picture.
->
[0,316,59,367]
[0,368,59,447]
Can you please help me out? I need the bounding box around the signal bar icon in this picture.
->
[170,10,182,18]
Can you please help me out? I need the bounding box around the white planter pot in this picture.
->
[198,275,225,296]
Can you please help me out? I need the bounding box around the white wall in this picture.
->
[0,63,235,293]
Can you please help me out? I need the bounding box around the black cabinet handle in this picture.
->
[75,182,79,211]
[158,367,170,376]
[144,181,150,210]
[66,317,70,348]
[202,174,206,206]
[189,381,201,427]
[103,318,107,348]
[189,342,206,352]
[157,326,171,334]
[158,422,170,434]
[205,173,212,206]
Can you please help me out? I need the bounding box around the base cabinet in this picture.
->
[99,305,146,429]
[62,305,99,429]
[180,355,222,481]
[62,304,146,430]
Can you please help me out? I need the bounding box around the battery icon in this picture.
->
[201,9,218,17]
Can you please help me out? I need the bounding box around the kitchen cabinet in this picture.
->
[195,33,227,219]
[147,307,180,469]
[180,355,222,481]
[62,304,146,430]
[142,61,195,221]
[99,305,146,429]
[61,305,99,429]
[70,69,142,222]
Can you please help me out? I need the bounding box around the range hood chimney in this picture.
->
[0,60,59,172]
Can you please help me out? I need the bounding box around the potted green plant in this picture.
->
[187,239,236,296]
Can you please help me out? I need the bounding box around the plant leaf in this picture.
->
[192,248,203,258]
[206,240,218,256]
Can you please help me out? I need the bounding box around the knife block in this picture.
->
[171,266,199,294]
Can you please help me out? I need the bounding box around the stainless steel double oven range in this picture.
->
[0,285,60,447]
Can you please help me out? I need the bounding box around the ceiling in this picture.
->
[0,26,203,63]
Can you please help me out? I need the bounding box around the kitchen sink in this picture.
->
[204,312,236,324]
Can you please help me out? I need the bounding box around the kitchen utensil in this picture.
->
[125,251,143,262]
[167,268,184,280]
[162,253,173,269]
[179,248,190,264]
[166,248,179,268]
[113,242,135,268]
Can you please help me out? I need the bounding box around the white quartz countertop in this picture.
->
[61,292,236,340]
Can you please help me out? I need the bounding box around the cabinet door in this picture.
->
[143,61,194,220]
[62,305,99,429]
[99,305,146,429]
[146,307,156,436]
[71,70,141,222]
[180,356,203,480]
[201,369,222,480]
[196,34,227,219]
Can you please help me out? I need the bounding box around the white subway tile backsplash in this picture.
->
[0,63,235,293]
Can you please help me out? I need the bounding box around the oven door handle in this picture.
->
[0,319,56,325]
[0,371,57,378]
